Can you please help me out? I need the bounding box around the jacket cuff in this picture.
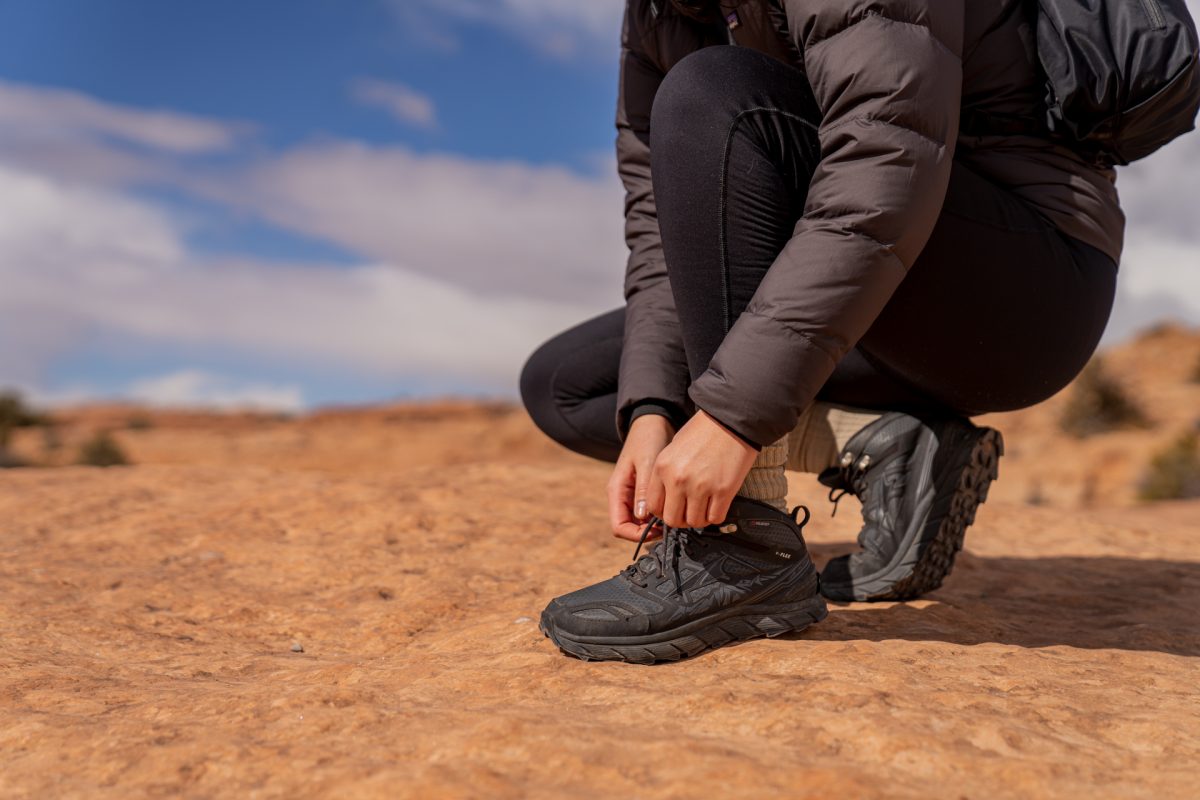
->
[617,393,691,440]
[688,311,840,448]
[627,400,687,431]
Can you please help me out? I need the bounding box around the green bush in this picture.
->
[1059,358,1150,438]
[77,431,130,467]
[1138,431,1200,502]
[126,414,154,431]
[0,390,45,447]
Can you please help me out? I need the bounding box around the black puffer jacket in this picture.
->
[615,0,1125,447]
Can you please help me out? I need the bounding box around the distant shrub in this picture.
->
[126,414,154,431]
[1136,321,1177,340]
[0,448,27,469]
[1138,431,1200,502]
[1190,353,1200,384]
[1059,358,1150,438]
[77,431,130,467]
[0,390,46,447]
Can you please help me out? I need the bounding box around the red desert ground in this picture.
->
[2,325,1198,798]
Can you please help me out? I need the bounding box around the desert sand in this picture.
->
[2,327,1198,798]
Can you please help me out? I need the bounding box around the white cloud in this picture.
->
[0,79,248,192]
[0,163,599,405]
[351,78,438,130]
[126,370,305,411]
[1115,237,1200,305]
[0,81,628,309]
[387,0,623,58]
[0,161,183,267]
[199,140,627,303]
[0,308,90,390]
[28,371,305,412]
[0,79,244,154]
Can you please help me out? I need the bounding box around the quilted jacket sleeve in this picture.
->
[613,2,694,439]
[688,0,966,447]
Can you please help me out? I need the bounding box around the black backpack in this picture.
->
[1034,0,1200,166]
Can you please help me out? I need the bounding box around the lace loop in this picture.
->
[827,487,848,517]
[826,456,871,517]
[623,516,701,596]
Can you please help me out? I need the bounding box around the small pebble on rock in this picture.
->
[514,616,533,624]
[290,641,304,653]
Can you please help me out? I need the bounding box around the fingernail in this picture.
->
[636,500,646,518]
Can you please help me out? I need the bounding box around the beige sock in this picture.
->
[738,433,789,511]
[787,402,884,474]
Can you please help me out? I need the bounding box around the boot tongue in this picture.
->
[817,466,848,491]
[725,495,792,522]
[634,555,655,572]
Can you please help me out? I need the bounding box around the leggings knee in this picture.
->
[518,336,606,461]
[518,338,559,436]
[651,47,744,144]
[519,310,626,462]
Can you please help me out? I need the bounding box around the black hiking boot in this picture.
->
[540,496,827,664]
[817,412,1004,602]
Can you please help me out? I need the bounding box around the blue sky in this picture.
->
[0,0,617,162]
[0,0,1198,411]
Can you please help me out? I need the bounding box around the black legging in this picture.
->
[522,46,1118,463]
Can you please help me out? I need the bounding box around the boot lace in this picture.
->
[826,451,872,517]
[621,517,710,595]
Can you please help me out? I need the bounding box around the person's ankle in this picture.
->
[738,434,789,511]
[787,402,883,473]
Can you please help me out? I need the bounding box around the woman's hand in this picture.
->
[607,413,674,542]
[646,409,757,529]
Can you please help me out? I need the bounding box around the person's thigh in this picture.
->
[859,159,1118,415]
[650,45,822,383]
[816,347,945,412]
[519,308,625,462]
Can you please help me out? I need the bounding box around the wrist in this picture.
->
[697,408,761,452]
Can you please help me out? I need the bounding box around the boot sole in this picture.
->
[821,426,1004,602]
[540,594,828,665]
